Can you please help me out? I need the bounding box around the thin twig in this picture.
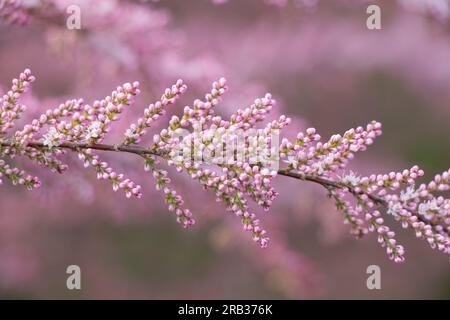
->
[0,139,433,226]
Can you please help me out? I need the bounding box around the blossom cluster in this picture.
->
[0,69,448,263]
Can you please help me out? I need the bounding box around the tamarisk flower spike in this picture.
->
[124,79,187,145]
[0,69,449,262]
[0,69,35,134]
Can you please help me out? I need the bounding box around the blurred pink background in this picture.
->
[0,0,449,299]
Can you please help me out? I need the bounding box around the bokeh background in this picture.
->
[0,0,449,299]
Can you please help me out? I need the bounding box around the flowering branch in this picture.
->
[1,69,449,263]
[0,138,435,224]
[0,138,437,229]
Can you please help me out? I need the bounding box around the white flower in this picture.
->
[316,162,324,175]
[324,154,335,165]
[342,171,361,186]
[85,121,102,140]
[312,154,335,175]
[283,156,298,169]
[387,202,402,218]
[349,144,359,152]
[42,127,62,149]
[400,186,418,203]
[125,128,135,139]
[418,199,439,219]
